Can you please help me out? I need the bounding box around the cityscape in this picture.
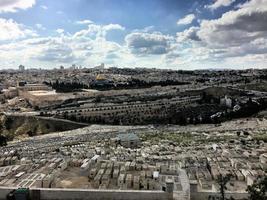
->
[0,0,267,200]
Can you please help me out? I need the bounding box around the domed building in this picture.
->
[96,74,106,81]
[91,74,114,89]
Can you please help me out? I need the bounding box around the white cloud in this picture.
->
[0,18,37,41]
[32,39,77,63]
[1,0,266,70]
[73,23,125,38]
[40,5,48,10]
[177,14,195,25]
[56,29,64,34]
[198,0,267,47]
[76,20,94,25]
[35,23,46,30]
[0,0,35,13]
[0,22,129,68]
[125,32,174,55]
[103,24,125,32]
[176,26,200,42]
[206,0,235,10]
[173,0,267,66]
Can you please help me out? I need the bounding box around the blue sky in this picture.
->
[0,0,266,69]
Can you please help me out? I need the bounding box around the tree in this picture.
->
[94,94,103,103]
[0,135,7,146]
[217,174,232,200]
[247,176,267,200]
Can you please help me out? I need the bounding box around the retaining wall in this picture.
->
[0,187,172,200]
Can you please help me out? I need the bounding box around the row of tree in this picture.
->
[44,79,190,92]
[57,97,266,126]
[89,78,189,91]
[44,81,89,93]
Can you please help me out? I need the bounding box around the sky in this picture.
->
[0,0,266,70]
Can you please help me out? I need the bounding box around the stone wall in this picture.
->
[0,187,172,200]
[0,187,15,200]
[191,191,248,200]
[40,188,171,200]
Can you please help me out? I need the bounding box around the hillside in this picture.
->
[0,114,87,142]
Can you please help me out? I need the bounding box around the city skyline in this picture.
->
[0,0,266,69]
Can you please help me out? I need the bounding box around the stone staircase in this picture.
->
[173,191,189,200]
[173,169,190,200]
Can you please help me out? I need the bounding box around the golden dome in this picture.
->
[96,74,106,81]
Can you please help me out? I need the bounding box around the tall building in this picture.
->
[18,65,25,71]
[70,64,76,70]
[94,63,105,70]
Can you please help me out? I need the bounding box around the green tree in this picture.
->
[217,174,232,200]
[0,135,7,146]
[247,176,267,200]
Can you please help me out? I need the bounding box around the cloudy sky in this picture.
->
[0,0,266,69]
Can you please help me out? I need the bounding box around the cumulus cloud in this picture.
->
[0,21,128,67]
[0,0,35,13]
[198,0,267,47]
[36,24,46,30]
[56,29,64,34]
[177,14,195,25]
[0,18,37,40]
[206,0,235,10]
[76,19,94,25]
[35,43,76,63]
[174,0,267,65]
[1,0,266,69]
[27,37,85,63]
[73,23,125,39]
[125,32,173,55]
[176,26,200,42]
[103,24,125,32]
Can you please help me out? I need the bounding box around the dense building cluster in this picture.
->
[0,68,266,125]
